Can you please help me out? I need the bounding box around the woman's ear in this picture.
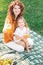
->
[13,8,14,13]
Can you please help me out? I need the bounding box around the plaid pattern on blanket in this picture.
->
[0,31,43,65]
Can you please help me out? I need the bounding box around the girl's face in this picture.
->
[18,19,25,28]
[13,5,21,17]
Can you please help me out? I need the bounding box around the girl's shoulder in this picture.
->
[15,27,20,31]
[24,27,30,30]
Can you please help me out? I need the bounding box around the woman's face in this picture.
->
[13,5,21,17]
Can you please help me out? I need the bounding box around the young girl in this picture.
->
[13,16,33,52]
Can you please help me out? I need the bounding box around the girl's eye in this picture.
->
[14,8,16,9]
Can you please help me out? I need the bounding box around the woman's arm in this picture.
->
[3,18,10,32]
[3,16,13,43]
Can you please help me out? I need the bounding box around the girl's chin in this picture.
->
[20,27,23,29]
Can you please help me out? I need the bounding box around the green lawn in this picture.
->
[0,0,43,36]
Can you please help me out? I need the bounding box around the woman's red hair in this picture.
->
[7,0,24,22]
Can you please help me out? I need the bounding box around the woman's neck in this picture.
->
[15,15,18,20]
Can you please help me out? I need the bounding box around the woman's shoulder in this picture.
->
[5,13,12,23]
[6,13,11,19]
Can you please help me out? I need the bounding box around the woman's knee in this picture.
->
[5,42,24,52]
[16,45,24,52]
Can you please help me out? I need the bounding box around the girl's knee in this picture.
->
[27,38,34,46]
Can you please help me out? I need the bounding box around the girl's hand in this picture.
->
[23,34,30,39]
[15,35,21,40]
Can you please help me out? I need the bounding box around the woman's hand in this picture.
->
[2,28,7,33]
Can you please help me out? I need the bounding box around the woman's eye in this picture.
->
[14,8,20,9]
[18,8,20,9]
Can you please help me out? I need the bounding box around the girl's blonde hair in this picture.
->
[16,16,28,27]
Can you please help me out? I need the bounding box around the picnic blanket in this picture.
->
[0,31,43,65]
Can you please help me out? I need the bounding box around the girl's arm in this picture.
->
[13,34,24,41]
[23,28,30,39]
[13,28,30,41]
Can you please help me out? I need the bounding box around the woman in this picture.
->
[3,0,28,52]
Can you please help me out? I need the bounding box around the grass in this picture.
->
[0,0,43,36]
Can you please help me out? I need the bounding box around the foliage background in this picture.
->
[0,0,43,36]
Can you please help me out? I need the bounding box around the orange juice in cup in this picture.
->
[24,34,30,38]
[7,28,12,34]
[6,24,12,34]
